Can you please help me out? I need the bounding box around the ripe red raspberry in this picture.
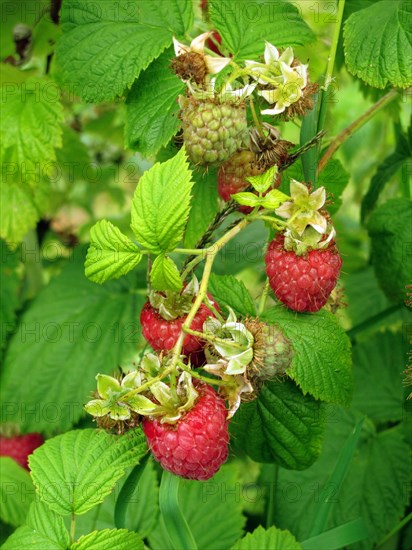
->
[140,297,217,355]
[218,150,280,214]
[142,383,229,480]
[206,31,223,55]
[0,433,44,469]
[265,234,342,312]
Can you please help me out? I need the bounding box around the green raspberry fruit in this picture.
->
[180,96,247,166]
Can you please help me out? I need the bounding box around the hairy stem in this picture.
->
[183,327,245,350]
[318,89,399,173]
[258,279,271,315]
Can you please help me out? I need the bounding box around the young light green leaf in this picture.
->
[72,529,144,550]
[263,308,353,406]
[210,0,315,59]
[55,0,193,102]
[232,192,260,207]
[150,254,182,292]
[260,189,289,210]
[126,48,185,156]
[230,378,325,469]
[247,165,279,194]
[29,428,147,516]
[0,181,41,246]
[232,525,301,550]
[131,148,194,254]
[149,465,245,550]
[0,248,146,435]
[208,274,256,317]
[344,0,412,88]
[1,501,69,550]
[0,458,35,528]
[85,220,142,284]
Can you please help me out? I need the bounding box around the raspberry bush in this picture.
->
[1,0,411,549]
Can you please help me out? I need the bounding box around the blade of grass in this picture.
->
[114,454,149,529]
[308,416,365,537]
[301,518,369,549]
[159,471,198,550]
[377,511,412,547]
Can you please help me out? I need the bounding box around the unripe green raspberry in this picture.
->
[180,96,247,166]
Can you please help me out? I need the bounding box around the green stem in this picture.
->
[170,219,250,372]
[318,89,399,173]
[317,0,346,134]
[377,511,412,547]
[249,96,265,139]
[180,364,234,387]
[180,254,204,281]
[70,512,76,545]
[203,296,224,322]
[122,366,175,400]
[346,303,402,341]
[174,248,206,256]
[21,229,43,301]
[183,327,246,350]
[258,279,271,315]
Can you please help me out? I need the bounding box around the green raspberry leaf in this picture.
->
[0,248,146,434]
[317,158,350,215]
[0,457,35,528]
[2,501,69,550]
[276,410,412,547]
[150,254,183,292]
[29,428,147,516]
[232,192,260,207]
[230,378,325,469]
[210,0,315,59]
[343,0,412,88]
[263,308,353,405]
[247,165,279,194]
[131,148,194,254]
[361,124,411,222]
[367,197,412,303]
[55,0,193,102]
[85,220,142,284]
[260,189,290,210]
[232,525,301,550]
[72,529,144,550]
[208,274,256,317]
[126,49,185,156]
[0,241,20,353]
[0,77,64,184]
[184,168,219,249]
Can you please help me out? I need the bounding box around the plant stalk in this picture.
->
[318,89,399,173]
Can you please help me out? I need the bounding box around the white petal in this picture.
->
[205,55,231,74]
[290,179,309,198]
[264,42,279,64]
[261,105,286,115]
[173,36,189,57]
[190,32,211,53]
[259,88,280,104]
[279,47,294,66]
[295,64,308,88]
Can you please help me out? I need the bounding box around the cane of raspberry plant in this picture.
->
[143,382,229,480]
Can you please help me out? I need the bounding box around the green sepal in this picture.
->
[247,165,279,193]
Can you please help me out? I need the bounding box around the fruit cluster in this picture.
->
[85,34,342,482]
